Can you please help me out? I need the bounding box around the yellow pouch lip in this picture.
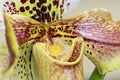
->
[33,37,84,66]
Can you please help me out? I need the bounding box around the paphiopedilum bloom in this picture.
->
[3,11,84,80]
[1,0,85,80]
[1,0,120,80]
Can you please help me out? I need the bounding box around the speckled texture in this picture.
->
[4,13,42,80]
[4,7,120,80]
[10,42,39,80]
[3,0,70,23]
[84,40,120,74]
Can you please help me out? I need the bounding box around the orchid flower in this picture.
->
[1,0,120,80]
[1,0,85,80]
[3,11,85,80]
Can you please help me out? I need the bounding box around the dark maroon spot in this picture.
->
[86,51,89,53]
[24,73,26,76]
[41,0,47,3]
[31,14,37,19]
[21,65,23,67]
[62,0,64,4]
[32,7,36,11]
[98,51,101,53]
[58,26,63,31]
[25,6,30,10]
[66,2,70,8]
[9,7,12,11]
[49,27,56,32]
[37,2,41,8]
[19,56,21,59]
[17,10,19,13]
[42,13,45,22]
[41,6,47,12]
[52,11,55,20]
[3,4,6,7]
[92,45,95,48]
[63,35,76,38]
[35,26,38,30]
[17,63,19,66]
[53,0,59,7]
[13,8,15,11]
[36,9,41,16]
[60,8,64,14]
[29,10,33,14]
[21,76,23,79]
[11,12,14,14]
[47,16,51,22]
[90,52,92,55]
[18,71,20,74]
[41,12,51,22]
[60,4,63,8]
[30,0,35,3]
[66,26,70,29]
[21,0,27,4]
[48,4,51,11]
[11,2,15,7]
[45,12,51,21]
[87,44,89,47]
[54,34,62,37]
[65,29,72,33]
[20,7,25,12]
[5,1,9,4]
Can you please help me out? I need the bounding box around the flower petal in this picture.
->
[75,8,120,74]
[3,0,72,22]
[3,12,46,46]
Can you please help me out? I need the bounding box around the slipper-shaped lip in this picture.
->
[33,37,84,66]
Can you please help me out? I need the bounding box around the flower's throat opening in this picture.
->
[47,37,83,62]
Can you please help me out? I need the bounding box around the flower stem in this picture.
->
[89,67,106,80]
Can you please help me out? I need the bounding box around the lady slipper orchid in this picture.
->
[1,0,120,80]
[3,12,85,80]
[1,0,85,80]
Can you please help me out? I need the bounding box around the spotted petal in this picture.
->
[3,0,71,23]
[3,11,46,79]
[4,11,46,46]
[74,9,120,74]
